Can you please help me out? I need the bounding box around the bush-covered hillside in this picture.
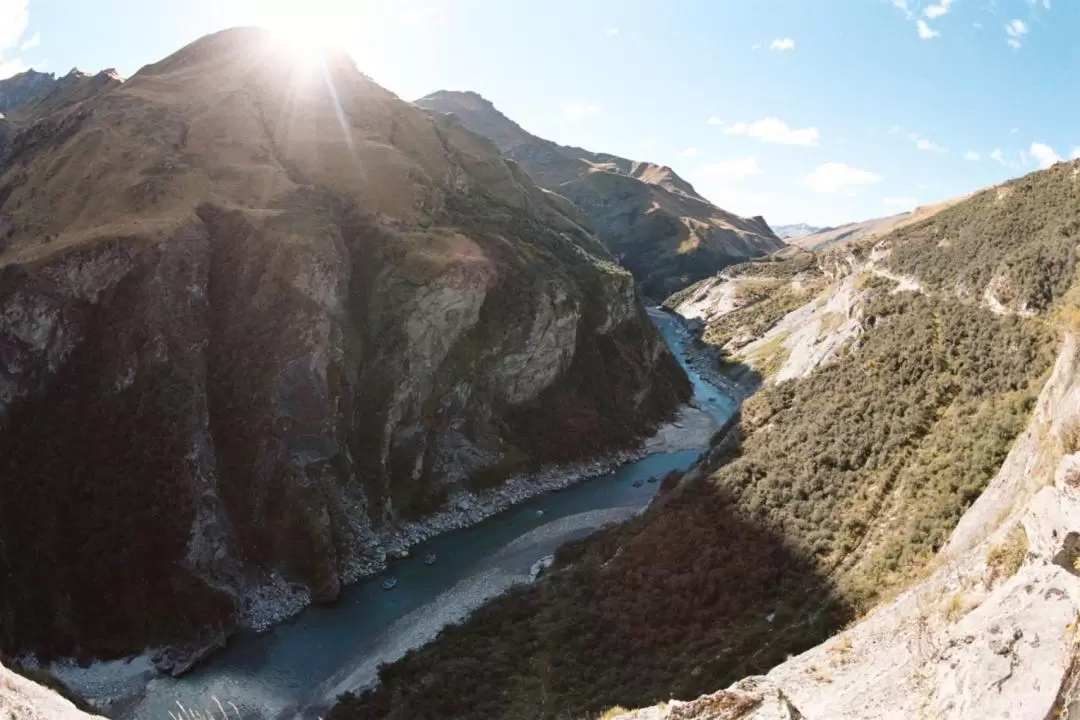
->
[332,164,1074,720]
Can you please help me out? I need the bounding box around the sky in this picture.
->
[0,0,1074,227]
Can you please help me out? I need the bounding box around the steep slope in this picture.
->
[415,91,785,298]
[331,163,1080,720]
[0,28,689,670]
[616,166,1080,720]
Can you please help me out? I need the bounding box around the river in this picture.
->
[77,308,735,720]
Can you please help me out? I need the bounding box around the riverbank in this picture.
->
[239,398,719,632]
[299,506,645,719]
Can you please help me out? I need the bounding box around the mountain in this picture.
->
[771,222,826,239]
[788,197,965,251]
[415,91,785,299]
[0,69,57,114]
[332,162,1080,719]
[0,28,689,670]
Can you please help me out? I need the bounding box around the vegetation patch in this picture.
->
[986,527,1029,580]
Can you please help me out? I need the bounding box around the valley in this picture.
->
[3,8,1080,720]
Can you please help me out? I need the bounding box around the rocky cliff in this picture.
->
[0,28,689,670]
[415,91,785,299]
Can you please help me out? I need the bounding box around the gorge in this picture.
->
[5,12,1080,720]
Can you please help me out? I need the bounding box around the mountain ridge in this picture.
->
[416,90,785,298]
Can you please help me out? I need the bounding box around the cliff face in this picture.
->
[415,91,786,299]
[0,28,689,668]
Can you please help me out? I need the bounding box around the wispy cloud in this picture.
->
[751,42,762,50]
[884,196,918,206]
[924,0,955,19]
[725,117,820,146]
[0,0,29,54]
[917,19,940,38]
[681,147,698,158]
[964,150,981,161]
[989,148,1031,169]
[1030,142,1063,169]
[559,101,600,123]
[889,0,914,20]
[19,31,38,51]
[708,116,724,126]
[1005,18,1028,49]
[1027,0,1050,8]
[701,156,764,181]
[802,163,882,194]
[0,57,27,80]
[770,37,795,52]
[603,27,619,37]
[1072,148,1080,161]
[907,132,948,153]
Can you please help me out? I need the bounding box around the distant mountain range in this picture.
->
[416,91,785,298]
[772,223,828,239]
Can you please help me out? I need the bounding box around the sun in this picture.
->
[258,2,346,68]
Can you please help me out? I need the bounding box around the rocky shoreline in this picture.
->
[236,444,657,637]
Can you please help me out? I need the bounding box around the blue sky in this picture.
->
[0,0,1073,226]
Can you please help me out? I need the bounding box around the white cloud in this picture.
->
[1030,142,1063,169]
[0,0,28,54]
[890,0,914,19]
[1006,19,1028,35]
[19,31,37,51]
[1005,18,1028,48]
[990,148,1007,165]
[801,163,882,194]
[725,117,820,146]
[917,19,940,38]
[603,27,619,37]
[924,0,955,20]
[1072,148,1080,160]
[964,150,981,161]
[700,156,764,181]
[907,132,948,153]
[0,56,27,80]
[884,196,919,206]
[681,147,698,158]
[559,102,599,123]
[770,37,795,52]
[974,22,984,29]
[708,116,724,126]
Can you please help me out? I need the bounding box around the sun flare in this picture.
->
[259,3,347,67]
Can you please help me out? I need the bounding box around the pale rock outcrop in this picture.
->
[0,663,105,720]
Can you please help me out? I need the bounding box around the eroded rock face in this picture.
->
[0,28,689,668]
